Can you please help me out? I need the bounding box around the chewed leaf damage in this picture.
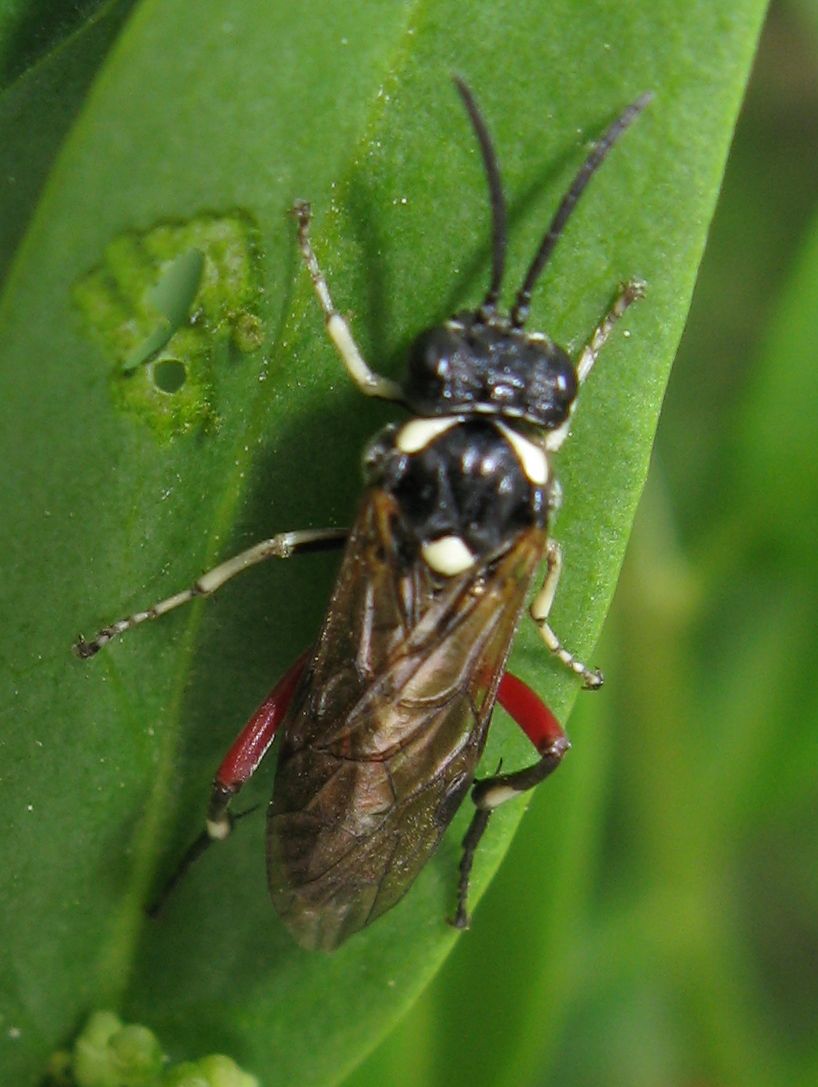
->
[73,211,263,438]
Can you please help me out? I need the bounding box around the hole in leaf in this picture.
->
[152,358,187,393]
[73,210,262,437]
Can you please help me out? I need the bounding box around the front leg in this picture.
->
[293,201,405,403]
[575,279,646,386]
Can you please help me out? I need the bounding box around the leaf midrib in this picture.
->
[94,2,431,1000]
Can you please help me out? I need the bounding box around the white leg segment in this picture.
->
[293,201,405,403]
[529,540,603,689]
[74,527,347,658]
[576,278,646,386]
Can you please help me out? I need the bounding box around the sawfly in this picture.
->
[76,78,649,950]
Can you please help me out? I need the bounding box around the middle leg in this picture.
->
[529,540,603,690]
[75,527,347,658]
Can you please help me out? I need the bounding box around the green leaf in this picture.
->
[120,248,205,373]
[0,1,766,1085]
[0,0,115,87]
[0,0,137,278]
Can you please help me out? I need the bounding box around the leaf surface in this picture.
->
[0,0,767,1083]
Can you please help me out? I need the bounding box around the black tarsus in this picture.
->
[451,807,492,929]
[146,804,259,919]
[453,75,508,319]
[510,90,654,328]
[449,756,503,928]
[147,829,212,919]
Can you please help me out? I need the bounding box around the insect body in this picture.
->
[76,79,649,951]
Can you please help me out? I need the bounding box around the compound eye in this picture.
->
[530,344,578,428]
[405,325,464,412]
[551,349,578,403]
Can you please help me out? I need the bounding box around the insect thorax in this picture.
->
[361,310,577,578]
[364,416,552,577]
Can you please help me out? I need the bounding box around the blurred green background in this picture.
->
[345,5,818,1086]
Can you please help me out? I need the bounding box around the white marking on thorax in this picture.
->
[494,422,549,485]
[396,415,462,454]
[422,535,476,576]
[545,418,571,452]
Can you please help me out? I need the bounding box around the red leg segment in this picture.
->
[451,670,569,929]
[216,648,310,792]
[496,670,565,753]
[148,649,309,917]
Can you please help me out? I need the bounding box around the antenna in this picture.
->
[453,76,508,318]
[510,91,653,328]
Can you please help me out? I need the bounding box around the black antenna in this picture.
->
[510,91,653,328]
[453,75,508,318]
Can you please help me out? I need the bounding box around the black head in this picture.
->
[401,78,651,430]
[404,313,576,428]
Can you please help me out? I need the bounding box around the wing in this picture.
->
[267,487,546,949]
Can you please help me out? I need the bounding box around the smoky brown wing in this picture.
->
[267,488,546,950]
